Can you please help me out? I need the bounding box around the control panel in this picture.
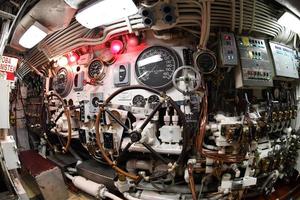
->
[269,42,299,80]
[235,36,274,88]
[219,32,238,66]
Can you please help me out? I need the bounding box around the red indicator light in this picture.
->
[224,35,231,40]
[110,40,124,54]
[68,52,79,63]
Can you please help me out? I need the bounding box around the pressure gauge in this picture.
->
[135,46,181,90]
[52,67,73,97]
[194,50,217,74]
[132,95,146,107]
[88,59,105,80]
[148,95,159,104]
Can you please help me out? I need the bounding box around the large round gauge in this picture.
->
[88,59,105,80]
[135,46,181,90]
[52,67,73,98]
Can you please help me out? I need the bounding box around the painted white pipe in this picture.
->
[123,193,141,200]
[65,174,122,200]
[104,192,123,200]
[72,176,103,197]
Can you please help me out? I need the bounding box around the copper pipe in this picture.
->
[95,107,140,181]
[188,163,197,200]
[196,88,245,162]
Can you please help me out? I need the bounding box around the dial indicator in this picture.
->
[132,95,146,107]
[88,59,105,80]
[135,46,181,90]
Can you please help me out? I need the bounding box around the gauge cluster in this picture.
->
[39,29,300,200]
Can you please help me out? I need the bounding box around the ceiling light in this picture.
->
[75,0,138,29]
[278,12,300,34]
[19,22,48,49]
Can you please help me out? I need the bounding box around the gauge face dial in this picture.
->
[88,59,104,79]
[132,95,146,107]
[53,67,73,97]
[135,46,181,90]
[195,52,216,74]
[148,95,159,104]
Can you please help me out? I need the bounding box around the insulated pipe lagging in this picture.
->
[65,174,122,200]
[123,193,142,200]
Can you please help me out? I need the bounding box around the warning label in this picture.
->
[0,56,18,81]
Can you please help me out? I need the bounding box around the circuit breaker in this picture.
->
[219,32,238,66]
[235,36,274,88]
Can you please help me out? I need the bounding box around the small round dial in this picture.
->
[88,59,105,79]
[135,46,181,90]
[53,67,73,97]
[194,50,217,74]
[148,95,160,104]
[132,95,146,107]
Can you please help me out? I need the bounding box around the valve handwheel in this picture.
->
[45,91,72,153]
[95,85,187,181]
[172,66,201,95]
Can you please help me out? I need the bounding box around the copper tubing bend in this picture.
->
[45,91,72,153]
[188,163,197,200]
[196,89,245,162]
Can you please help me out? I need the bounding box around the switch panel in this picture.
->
[219,32,238,66]
[114,63,130,87]
[89,92,104,113]
[235,36,274,88]
[269,42,299,80]
[73,71,84,91]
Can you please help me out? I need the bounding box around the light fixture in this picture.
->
[110,40,124,54]
[57,56,68,67]
[19,22,48,49]
[75,0,138,29]
[278,12,300,34]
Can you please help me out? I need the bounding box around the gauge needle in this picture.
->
[138,64,158,79]
[137,55,163,67]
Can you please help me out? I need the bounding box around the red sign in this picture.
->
[0,56,18,81]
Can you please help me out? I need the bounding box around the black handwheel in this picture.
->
[95,85,187,181]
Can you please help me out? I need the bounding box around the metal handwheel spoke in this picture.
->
[115,142,133,164]
[104,108,129,131]
[139,101,164,131]
[142,142,169,164]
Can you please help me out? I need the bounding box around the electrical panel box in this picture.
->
[269,42,299,80]
[114,63,130,87]
[0,135,20,170]
[219,32,238,66]
[89,92,104,113]
[0,80,10,129]
[235,36,273,88]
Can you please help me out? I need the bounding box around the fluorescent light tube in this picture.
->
[19,22,48,49]
[278,12,300,34]
[76,0,138,29]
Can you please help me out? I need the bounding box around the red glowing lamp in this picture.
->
[68,52,79,63]
[110,40,124,54]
